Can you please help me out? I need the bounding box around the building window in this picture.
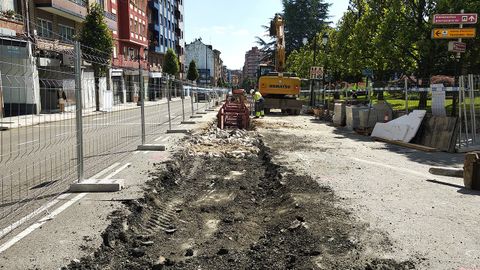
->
[37,19,53,38]
[113,45,117,58]
[59,24,75,42]
[96,0,105,9]
[0,0,16,12]
[130,19,134,32]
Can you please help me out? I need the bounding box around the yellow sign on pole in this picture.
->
[432,28,476,39]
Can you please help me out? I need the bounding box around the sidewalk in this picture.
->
[0,97,191,130]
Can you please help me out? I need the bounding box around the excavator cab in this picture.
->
[258,64,275,78]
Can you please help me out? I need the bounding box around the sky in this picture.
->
[184,0,350,70]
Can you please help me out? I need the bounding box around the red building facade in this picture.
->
[114,0,149,70]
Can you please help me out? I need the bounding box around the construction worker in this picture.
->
[250,89,265,118]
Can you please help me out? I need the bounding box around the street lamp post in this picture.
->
[310,35,318,107]
[321,33,329,106]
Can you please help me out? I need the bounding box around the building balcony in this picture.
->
[149,22,160,33]
[104,11,117,31]
[0,13,24,35]
[149,0,160,11]
[36,36,74,53]
[149,38,160,53]
[34,0,88,22]
[112,55,148,70]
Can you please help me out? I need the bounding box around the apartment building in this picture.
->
[112,0,149,103]
[242,46,263,80]
[0,0,39,116]
[147,0,185,74]
[185,38,213,86]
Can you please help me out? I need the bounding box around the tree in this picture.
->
[282,0,330,54]
[80,3,114,111]
[217,77,226,87]
[255,36,276,64]
[187,60,199,81]
[163,48,179,76]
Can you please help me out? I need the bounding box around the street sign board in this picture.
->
[433,13,478,25]
[448,41,467,53]
[310,66,323,79]
[432,28,476,39]
[362,69,373,77]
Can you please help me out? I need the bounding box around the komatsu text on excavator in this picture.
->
[257,14,302,115]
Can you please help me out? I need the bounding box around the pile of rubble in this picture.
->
[186,127,260,159]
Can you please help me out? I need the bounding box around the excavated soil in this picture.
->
[62,125,416,270]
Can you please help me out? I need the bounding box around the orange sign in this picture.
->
[432,28,476,39]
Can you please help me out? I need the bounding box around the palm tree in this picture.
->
[255,22,276,64]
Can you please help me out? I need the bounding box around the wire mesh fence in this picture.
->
[302,75,480,151]
[0,34,79,232]
[0,33,227,235]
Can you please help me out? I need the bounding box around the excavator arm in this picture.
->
[270,14,286,73]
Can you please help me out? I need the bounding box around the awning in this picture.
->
[111,69,123,77]
[149,72,162,78]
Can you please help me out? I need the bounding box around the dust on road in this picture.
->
[63,123,416,270]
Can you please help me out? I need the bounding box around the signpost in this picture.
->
[433,13,478,25]
[448,41,467,53]
[432,11,477,117]
[432,28,476,39]
[310,66,323,79]
[362,69,373,78]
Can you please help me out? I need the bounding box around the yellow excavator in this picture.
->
[257,14,302,115]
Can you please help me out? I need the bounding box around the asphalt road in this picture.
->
[0,97,214,229]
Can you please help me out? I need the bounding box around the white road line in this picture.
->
[103,163,131,179]
[154,136,163,142]
[0,193,87,254]
[0,194,70,239]
[349,157,432,179]
[55,132,71,138]
[17,140,38,146]
[0,162,125,254]
[144,151,150,154]
[91,163,121,179]
[161,136,168,142]
[133,151,140,155]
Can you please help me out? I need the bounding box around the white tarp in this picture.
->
[371,110,427,143]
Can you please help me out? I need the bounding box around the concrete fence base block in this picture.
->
[69,179,125,193]
[196,112,208,115]
[167,129,190,134]
[181,121,196,125]
[0,126,8,131]
[190,116,203,119]
[137,144,166,151]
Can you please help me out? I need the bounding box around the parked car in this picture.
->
[196,90,212,102]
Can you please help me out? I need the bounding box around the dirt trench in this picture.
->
[62,127,416,270]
